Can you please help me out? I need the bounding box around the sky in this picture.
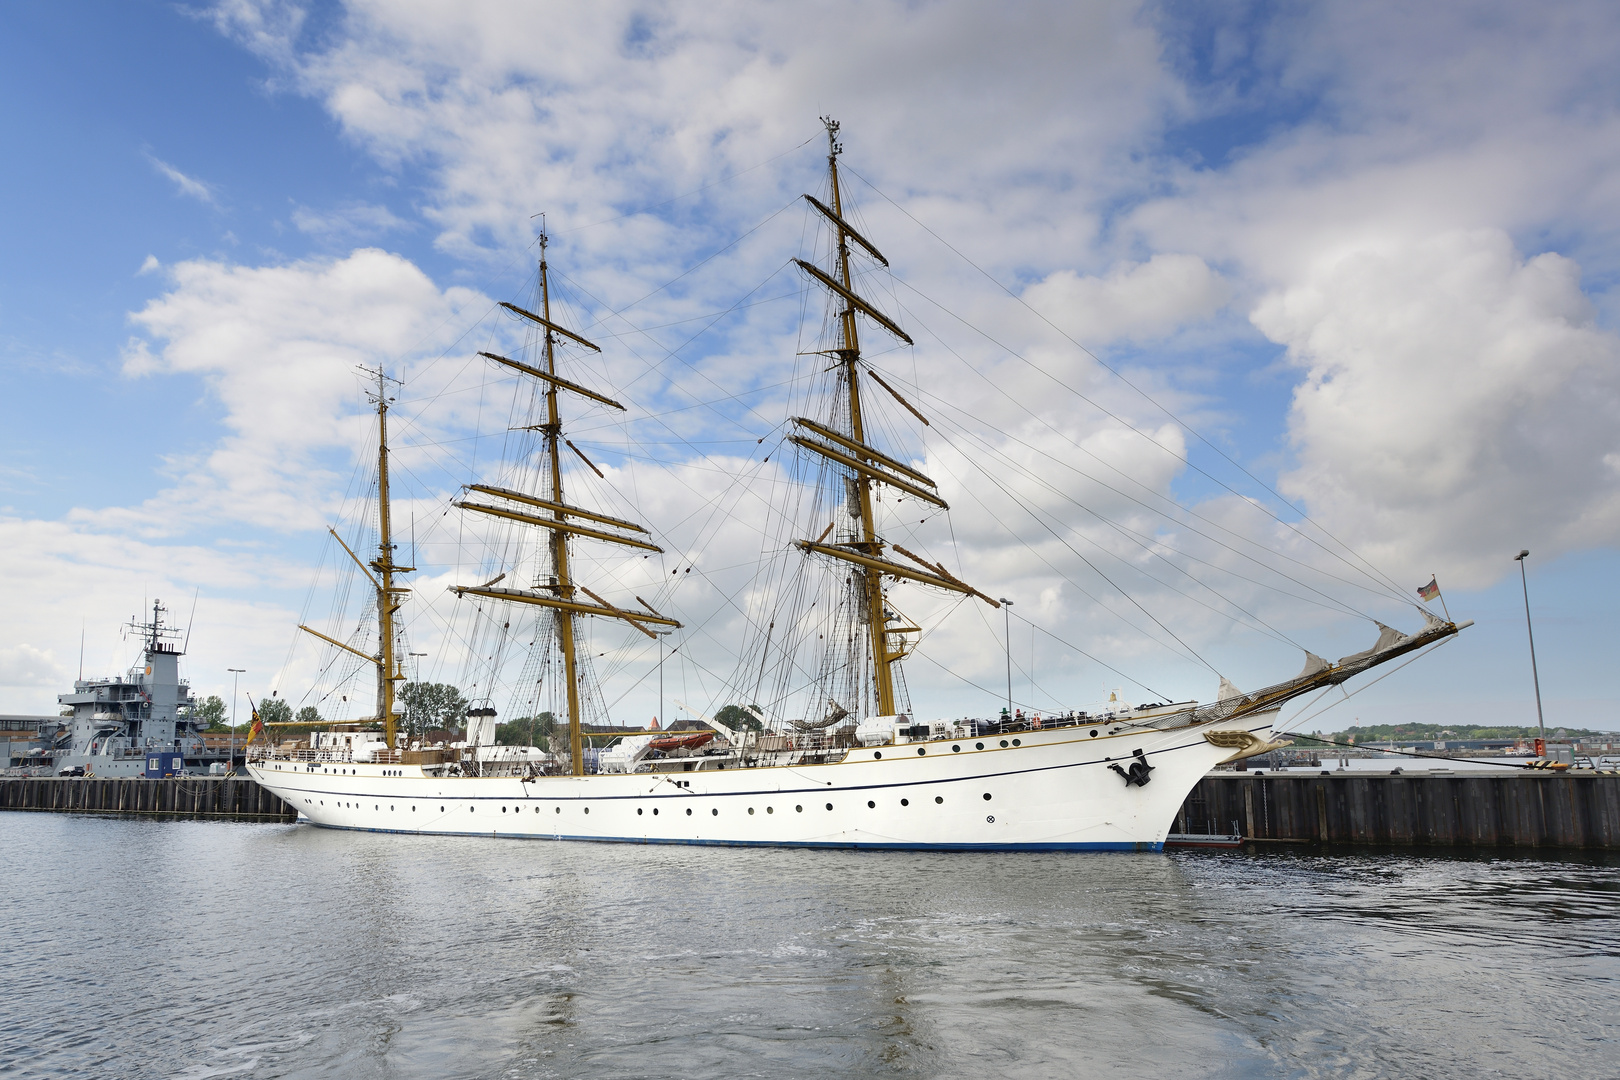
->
[1,0,1616,734]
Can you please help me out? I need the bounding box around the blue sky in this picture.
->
[1,1,1616,734]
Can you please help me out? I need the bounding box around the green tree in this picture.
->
[192,695,228,730]
[399,681,469,735]
[257,697,293,726]
[497,712,555,748]
[294,705,323,726]
[713,704,764,732]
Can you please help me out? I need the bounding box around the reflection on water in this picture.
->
[2,813,1616,1078]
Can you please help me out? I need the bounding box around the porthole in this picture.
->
[795,805,803,812]
[470,806,474,812]
[390,805,394,811]
[686,808,693,816]
[584,807,590,815]
[987,815,995,823]
[867,800,876,808]
[952,745,961,753]
[441,806,445,812]
[653,808,659,815]
[711,808,718,816]
[983,792,993,801]
[638,808,644,816]
[873,751,882,759]
[976,742,984,750]
[999,740,1009,748]
[767,806,774,814]
[1089,729,1098,738]
[534,807,540,813]
[901,798,909,806]
[935,796,943,804]
[1012,739,1022,746]
[917,747,926,755]
[502,806,507,813]
[748,807,755,815]
[555,807,561,814]
[826,802,834,811]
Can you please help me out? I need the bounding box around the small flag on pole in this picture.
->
[1417,576,1440,603]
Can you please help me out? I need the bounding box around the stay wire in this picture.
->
[842,164,1413,607]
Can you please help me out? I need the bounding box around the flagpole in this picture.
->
[1433,573,1451,621]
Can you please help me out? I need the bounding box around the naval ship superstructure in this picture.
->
[48,601,231,777]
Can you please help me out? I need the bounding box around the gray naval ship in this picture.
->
[45,601,233,777]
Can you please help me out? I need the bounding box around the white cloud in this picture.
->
[1021,255,1231,345]
[107,248,488,536]
[0,643,65,692]
[1259,229,1620,587]
[146,153,219,205]
[291,201,410,240]
[9,0,1602,722]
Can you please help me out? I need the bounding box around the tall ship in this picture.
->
[45,601,233,777]
[248,121,1467,849]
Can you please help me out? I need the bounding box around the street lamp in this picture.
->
[1513,550,1547,752]
[227,668,245,771]
[998,599,1014,719]
[405,653,429,739]
[654,631,674,731]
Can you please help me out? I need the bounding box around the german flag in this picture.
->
[1417,576,1440,603]
[248,700,264,744]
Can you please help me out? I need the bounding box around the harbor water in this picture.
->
[2,813,1616,1078]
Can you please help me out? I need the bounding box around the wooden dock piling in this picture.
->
[0,775,296,822]
[1179,772,1620,849]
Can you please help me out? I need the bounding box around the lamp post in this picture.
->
[999,599,1014,718]
[408,653,428,741]
[227,668,245,770]
[1513,550,1547,751]
[655,631,674,730]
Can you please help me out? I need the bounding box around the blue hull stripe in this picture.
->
[300,821,1163,852]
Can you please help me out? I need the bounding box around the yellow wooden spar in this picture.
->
[454,500,664,552]
[791,118,991,717]
[477,351,625,410]
[464,483,650,533]
[788,434,949,510]
[790,416,937,487]
[457,232,680,774]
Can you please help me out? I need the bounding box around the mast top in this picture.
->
[822,116,841,159]
[129,599,183,655]
[359,364,399,409]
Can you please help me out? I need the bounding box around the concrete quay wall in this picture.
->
[0,775,296,822]
[1179,772,1620,849]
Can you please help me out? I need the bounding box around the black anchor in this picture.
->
[1108,748,1155,787]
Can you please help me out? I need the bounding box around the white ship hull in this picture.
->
[248,715,1273,852]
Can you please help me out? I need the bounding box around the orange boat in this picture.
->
[648,730,714,753]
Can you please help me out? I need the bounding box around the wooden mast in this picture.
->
[369,367,410,750]
[452,227,679,775]
[821,119,900,717]
[531,233,590,776]
[793,119,997,720]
